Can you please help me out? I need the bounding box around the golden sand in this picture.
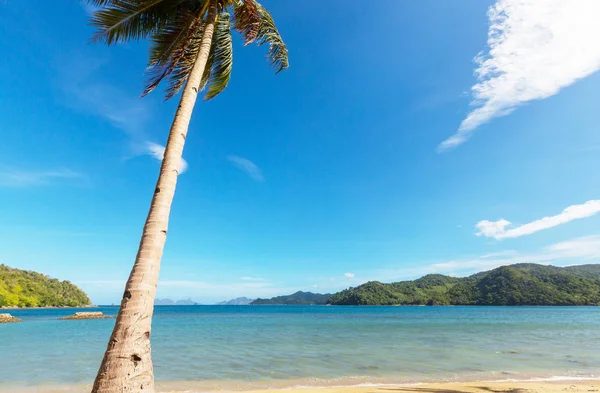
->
[3,380,599,393]
[247,381,599,393]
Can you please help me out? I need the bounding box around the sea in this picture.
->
[1,306,599,392]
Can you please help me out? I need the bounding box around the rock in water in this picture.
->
[60,312,113,320]
[0,313,22,323]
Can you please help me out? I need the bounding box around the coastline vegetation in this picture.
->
[0,264,91,308]
[328,264,600,306]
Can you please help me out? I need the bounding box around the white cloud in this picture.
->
[375,235,600,283]
[431,235,600,273]
[480,250,518,259]
[80,234,600,304]
[239,276,266,282]
[0,168,83,188]
[146,142,188,174]
[227,155,264,182]
[476,200,600,239]
[344,272,355,279]
[475,219,511,239]
[546,236,600,259]
[439,0,600,151]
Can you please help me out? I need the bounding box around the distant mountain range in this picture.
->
[154,298,199,306]
[328,263,600,306]
[251,291,331,305]
[120,264,600,308]
[217,297,255,305]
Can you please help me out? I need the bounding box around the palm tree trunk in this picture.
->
[91,2,218,392]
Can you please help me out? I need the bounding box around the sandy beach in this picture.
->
[3,380,599,393]
[273,382,600,393]
[168,381,599,393]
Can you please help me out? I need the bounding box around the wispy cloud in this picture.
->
[476,200,600,240]
[80,234,600,303]
[432,235,600,273]
[376,235,600,282]
[0,168,83,188]
[145,142,189,174]
[156,280,300,303]
[78,277,303,304]
[57,55,150,137]
[439,0,600,151]
[227,155,264,182]
[344,272,355,279]
[240,276,266,282]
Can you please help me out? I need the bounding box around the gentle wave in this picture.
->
[2,305,599,389]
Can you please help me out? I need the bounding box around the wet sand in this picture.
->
[3,380,599,393]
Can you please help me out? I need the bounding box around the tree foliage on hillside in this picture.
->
[0,265,91,307]
[328,264,600,306]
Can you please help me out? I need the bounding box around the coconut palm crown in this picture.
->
[86,0,288,100]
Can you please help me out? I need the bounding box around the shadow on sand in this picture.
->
[375,387,528,393]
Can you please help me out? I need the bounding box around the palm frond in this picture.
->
[204,12,233,100]
[199,40,215,91]
[162,22,208,100]
[90,0,188,45]
[232,0,260,45]
[253,2,289,73]
[82,0,120,5]
[142,11,204,97]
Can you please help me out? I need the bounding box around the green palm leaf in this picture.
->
[204,12,233,100]
[162,20,211,100]
[254,1,289,73]
[87,0,286,100]
[89,0,189,45]
[143,12,205,97]
[199,38,216,92]
[83,0,121,5]
[84,0,127,5]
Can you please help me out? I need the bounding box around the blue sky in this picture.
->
[1,0,600,304]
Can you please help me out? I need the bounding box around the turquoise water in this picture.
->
[1,306,600,391]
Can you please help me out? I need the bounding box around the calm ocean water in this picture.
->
[1,306,600,391]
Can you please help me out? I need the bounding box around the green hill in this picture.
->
[328,264,600,306]
[251,291,331,305]
[0,265,91,307]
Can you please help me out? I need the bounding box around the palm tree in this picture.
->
[83,1,288,392]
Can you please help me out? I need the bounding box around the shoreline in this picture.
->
[1,379,599,393]
[0,305,97,310]
[2,376,599,393]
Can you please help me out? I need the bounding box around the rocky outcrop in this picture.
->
[0,313,22,323]
[60,311,113,320]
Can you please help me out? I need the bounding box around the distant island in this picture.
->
[218,297,255,305]
[328,264,600,306]
[0,264,91,308]
[154,298,199,305]
[252,291,331,305]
